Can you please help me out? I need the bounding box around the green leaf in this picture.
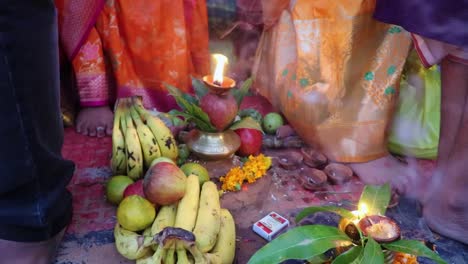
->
[191,76,209,99]
[248,225,350,264]
[165,83,193,112]
[239,108,263,123]
[165,83,217,132]
[295,206,354,223]
[359,184,391,215]
[332,246,362,264]
[165,83,183,97]
[229,117,263,132]
[356,238,384,264]
[182,93,199,106]
[383,240,447,264]
[232,77,252,106]
[169,110,216,132]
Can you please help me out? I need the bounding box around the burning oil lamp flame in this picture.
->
[351,202,368,224]
[202,53,236,95]
[213,54,228,86]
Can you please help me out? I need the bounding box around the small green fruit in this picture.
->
[262,112,284,134]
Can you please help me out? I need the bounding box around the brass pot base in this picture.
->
[186,129,241,161]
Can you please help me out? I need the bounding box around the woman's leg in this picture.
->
[423,57,468,244]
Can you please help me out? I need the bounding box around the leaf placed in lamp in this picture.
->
[248,225,351,264]
[295,206,354,223]
[232,77,252,106]
[355,237,384,264]
[191,76,209,99]
[382,240,447,264]
[238,108,263,123]
[229,116,263,132]
[358,183,391,216]
[332,246,363,264]
[169,110,216,133]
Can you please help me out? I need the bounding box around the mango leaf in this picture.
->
[165,83,193,112]
[351,238,383,264]
[165,83,217,132]
[248,225,351,264]
[239,108,263,123]
[308,254,331,264]
[169,110,216,132]
[382,240,447,264]
[182,93,199,106]
[191,76,208,99]
[232,77,252,106]
[332,246,362,264]
[358,183,391,216]
[295,206,354,223]
[229,117,263,132]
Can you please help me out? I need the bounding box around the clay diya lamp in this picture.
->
[324,163,353,185]
[358,215,401,243]
[277,151,303,170]
[338,217,361,244]
[299,167,328,191]
[203,75,236,95]
[301,147,328,168]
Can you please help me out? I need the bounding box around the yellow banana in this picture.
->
[174,174,200,263]
[151,203,177,251]
[132,98,178,161]
[151,204,177,235]
[130,105,161,168]
[113,223,152,260]
[111,99,127,175]
[122,99,144,179]
[193,181,221,253]
[175,174,200,231]
[209,209,236,264]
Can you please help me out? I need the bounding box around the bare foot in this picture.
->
[423,170,468,244]
[76,106,113,137]
[349,155,425,198]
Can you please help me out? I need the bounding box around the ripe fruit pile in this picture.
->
[113,175,236,263]
[111,97,179,179]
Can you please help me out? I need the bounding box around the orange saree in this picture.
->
[57,0,210,111]
[253,0,412,162]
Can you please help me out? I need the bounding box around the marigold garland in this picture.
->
[220,154,272,192]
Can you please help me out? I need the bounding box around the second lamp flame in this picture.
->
[213,54,228,85]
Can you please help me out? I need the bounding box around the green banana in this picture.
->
[130,105,161,168]
[164,246,176,264]
[113,223,151,260]
[136,246,166,264]
[111,99,127,174]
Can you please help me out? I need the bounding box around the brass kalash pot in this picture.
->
[186,74,240,161]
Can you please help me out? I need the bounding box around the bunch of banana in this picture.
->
[110,97,179,177]
[116,177,236,263]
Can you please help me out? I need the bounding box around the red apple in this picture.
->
[123,179,145,199]
[235,128,263,156]
[200,93,238,131]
